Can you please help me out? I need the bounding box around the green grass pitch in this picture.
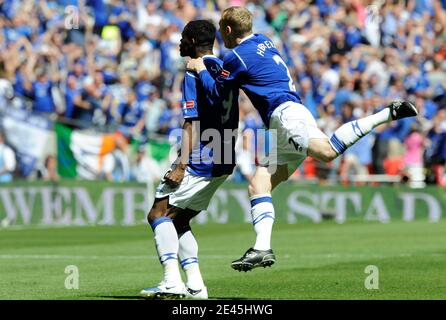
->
[1,221,446,299]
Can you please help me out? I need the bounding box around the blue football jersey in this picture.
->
[181,55,239,177]
[198,34,302,127]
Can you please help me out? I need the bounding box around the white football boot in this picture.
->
[185,286,208,300]
[140,282,187,299]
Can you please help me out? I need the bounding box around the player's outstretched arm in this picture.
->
[187,53,244,104]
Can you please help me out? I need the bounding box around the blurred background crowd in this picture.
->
[0,0,446,187]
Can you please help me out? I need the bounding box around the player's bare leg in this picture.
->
[231,165,290,272]
[307,138,338,162]
[311,101,418,161]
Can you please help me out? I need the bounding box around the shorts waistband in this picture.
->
[273,101,305,115]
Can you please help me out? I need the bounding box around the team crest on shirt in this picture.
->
[183,101,195,109]
[220,69,230,78]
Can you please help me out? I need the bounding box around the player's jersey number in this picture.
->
[273,54,296,91]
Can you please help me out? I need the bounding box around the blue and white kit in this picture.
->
[155,55,239,211]
[198,34,327,167]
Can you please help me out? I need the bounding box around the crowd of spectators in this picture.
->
[0,0,446,186]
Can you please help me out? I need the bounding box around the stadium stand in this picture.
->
[0,0,445,186]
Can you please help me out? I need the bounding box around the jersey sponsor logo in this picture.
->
[183,101,195,109]
[220,69,230,78]
[210,64,221,75]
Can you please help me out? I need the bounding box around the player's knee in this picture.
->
[147,207,164,224]
[309,141,338,163]
[319,148,338,163]
[248,180,264,197]
[248,179,270,197]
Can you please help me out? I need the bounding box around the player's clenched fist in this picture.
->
[187,57,206,73]
[164,166,185,187]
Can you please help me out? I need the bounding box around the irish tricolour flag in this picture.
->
[55,123,116,179]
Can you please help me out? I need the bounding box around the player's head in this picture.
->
[219,7,253,49]
[180,20,216,58]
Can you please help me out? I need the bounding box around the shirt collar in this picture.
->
[238,33,254,44]
[202,54,218,59]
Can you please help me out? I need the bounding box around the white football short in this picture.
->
[261,101,327,168]
[155,169,228,212]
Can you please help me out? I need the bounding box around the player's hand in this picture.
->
[164,166,185,187]
[187,58,206,73]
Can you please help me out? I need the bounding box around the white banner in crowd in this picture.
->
[1,109,54,176]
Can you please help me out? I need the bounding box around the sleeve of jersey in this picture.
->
[198,52,245,104]
[181,73,199,119]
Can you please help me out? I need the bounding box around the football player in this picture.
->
[140,20,239,299]
[187,7,418,272]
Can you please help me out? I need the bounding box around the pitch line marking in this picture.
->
[1,253,441,260]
